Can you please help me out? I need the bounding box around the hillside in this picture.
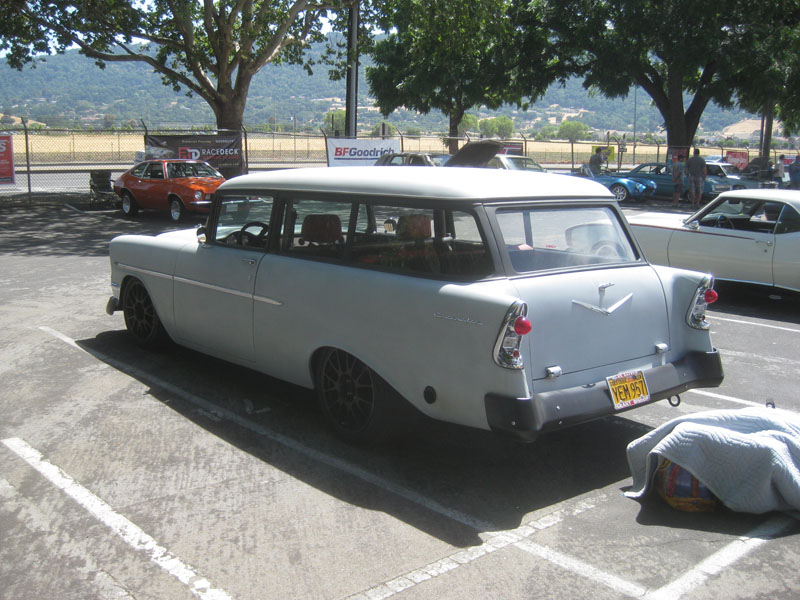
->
[0,39,758,137]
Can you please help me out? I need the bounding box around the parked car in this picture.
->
[373,152,451,166]
[627,189,800,292]
[113,159,225,222]
[570,163,656,203]
[704,161,762,189]
[621,162,731,201]
[485,154,547,172]
[106,166,723,443]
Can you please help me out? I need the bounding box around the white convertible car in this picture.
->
[106,167,723,442]
[628,189,800,293]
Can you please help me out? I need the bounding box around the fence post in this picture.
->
[22,119,32,204]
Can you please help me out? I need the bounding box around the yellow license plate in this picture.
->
[606,370,650,410]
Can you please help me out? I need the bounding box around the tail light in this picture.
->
[494,300,531,369]
[687,275,717,330]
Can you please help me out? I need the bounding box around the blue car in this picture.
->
[570,164,656,203]
[620,162,731,201]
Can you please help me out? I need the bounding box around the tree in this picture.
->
[0,0,359,132]
[525,0,800,150]
[458,114,479,137]
[367,0,551,153]
[558,120,589,142]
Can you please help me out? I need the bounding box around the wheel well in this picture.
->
[168,194,184,206]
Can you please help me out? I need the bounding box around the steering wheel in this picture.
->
[237,221,269,246]
[715,214,735,229]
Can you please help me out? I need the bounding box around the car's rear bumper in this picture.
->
[485,350,723,442]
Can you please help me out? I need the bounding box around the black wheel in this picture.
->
[316,348,397,442]
[609,183,629,203]
[122,278,167,348]
[121,191,139,217]
[169,197,184,222]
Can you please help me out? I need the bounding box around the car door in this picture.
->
[772,203,800,291]
[171,195,276,363]
[137,162,167,209]
[667,200,779,286]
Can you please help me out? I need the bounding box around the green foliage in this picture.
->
[525,0,800,145]
[557,119,589,142]
[0,0,359,130]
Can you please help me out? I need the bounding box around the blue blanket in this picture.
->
[625,407,800,516]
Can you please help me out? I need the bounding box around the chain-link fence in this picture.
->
[0,125,760,203]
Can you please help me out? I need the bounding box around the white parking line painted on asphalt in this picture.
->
[2,437,233,600]
[687,388,762,407]
[711,316,800,334]
[644,515,796,600]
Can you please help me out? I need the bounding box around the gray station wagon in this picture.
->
[106,166,723,442]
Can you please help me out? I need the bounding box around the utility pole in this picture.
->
[344,2,359,138]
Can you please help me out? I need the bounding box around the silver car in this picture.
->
[106,167,723,443]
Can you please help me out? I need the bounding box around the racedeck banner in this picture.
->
[326,138,401,166]
[144,133,243,177]
[0,134,14,184]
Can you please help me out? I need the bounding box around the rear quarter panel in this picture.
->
[251,256,530,431]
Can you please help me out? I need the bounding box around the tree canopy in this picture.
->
[525,0,800,149]
[0,0,360,131]
[367,0,552,152]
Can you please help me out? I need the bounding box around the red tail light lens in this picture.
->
[514,316,532,335]
[704,289,719,304]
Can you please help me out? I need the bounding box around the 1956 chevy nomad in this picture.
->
[106,166,723,442]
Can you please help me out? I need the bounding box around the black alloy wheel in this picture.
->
[122,278,167,348]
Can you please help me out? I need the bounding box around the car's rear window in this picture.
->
[496,206,638,273]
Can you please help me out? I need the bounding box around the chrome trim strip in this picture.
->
[116,263,173,280]
[255,295,283,306]
[173,276,252,300]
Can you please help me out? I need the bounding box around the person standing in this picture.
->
[789,156,800,190]
[670,153,685,207]
[686,148,707,208]
[589,147,604,175]
[774,155,786,188]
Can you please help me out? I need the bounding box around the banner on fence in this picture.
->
[0,135,14,184]
[325,138,400,166]
[724,150,749,169]
[144,132,243,177]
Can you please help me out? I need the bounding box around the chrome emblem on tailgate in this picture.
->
[573,282,633,316]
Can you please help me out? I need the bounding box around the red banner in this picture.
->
[0,135,14,184]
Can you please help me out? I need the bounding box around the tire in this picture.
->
[609,183,629,203]
[121,191,139,217]
[316,348,400,443]
[169,197,184,222]
[122,278,168,348]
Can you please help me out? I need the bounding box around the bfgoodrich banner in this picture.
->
[326,138,401,167]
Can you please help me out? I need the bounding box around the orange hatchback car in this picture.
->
[114,159,225,222]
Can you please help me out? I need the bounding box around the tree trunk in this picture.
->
[761,105,774,158]
[448,108,464,155]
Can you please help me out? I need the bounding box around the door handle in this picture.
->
[242,258,256,265]
[755,240,773,247]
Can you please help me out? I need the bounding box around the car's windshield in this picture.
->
[496,206,638,273]
[167,162,223,178]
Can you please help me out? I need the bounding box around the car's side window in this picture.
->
[280,199,351,260]
[776,204,800,234]
[213,195,275,248]
[131,163,147,177]
[145,163,164,179]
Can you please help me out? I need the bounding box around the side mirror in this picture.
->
[196,226,207,244]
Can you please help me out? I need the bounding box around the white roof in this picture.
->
[717,188,800,209]
[218,166,613,201]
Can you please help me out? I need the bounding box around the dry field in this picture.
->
[6,130,704,167]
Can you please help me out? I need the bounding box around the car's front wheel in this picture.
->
[122,278,168,348]
[120,191,139,217]
[609,183,629,203]
[169,197,184,222]
[316,348,404,443]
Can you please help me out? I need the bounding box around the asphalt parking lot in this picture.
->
[1,200,799,600]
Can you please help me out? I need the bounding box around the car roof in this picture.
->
[716,188,800,208]
[218,166,614,201]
